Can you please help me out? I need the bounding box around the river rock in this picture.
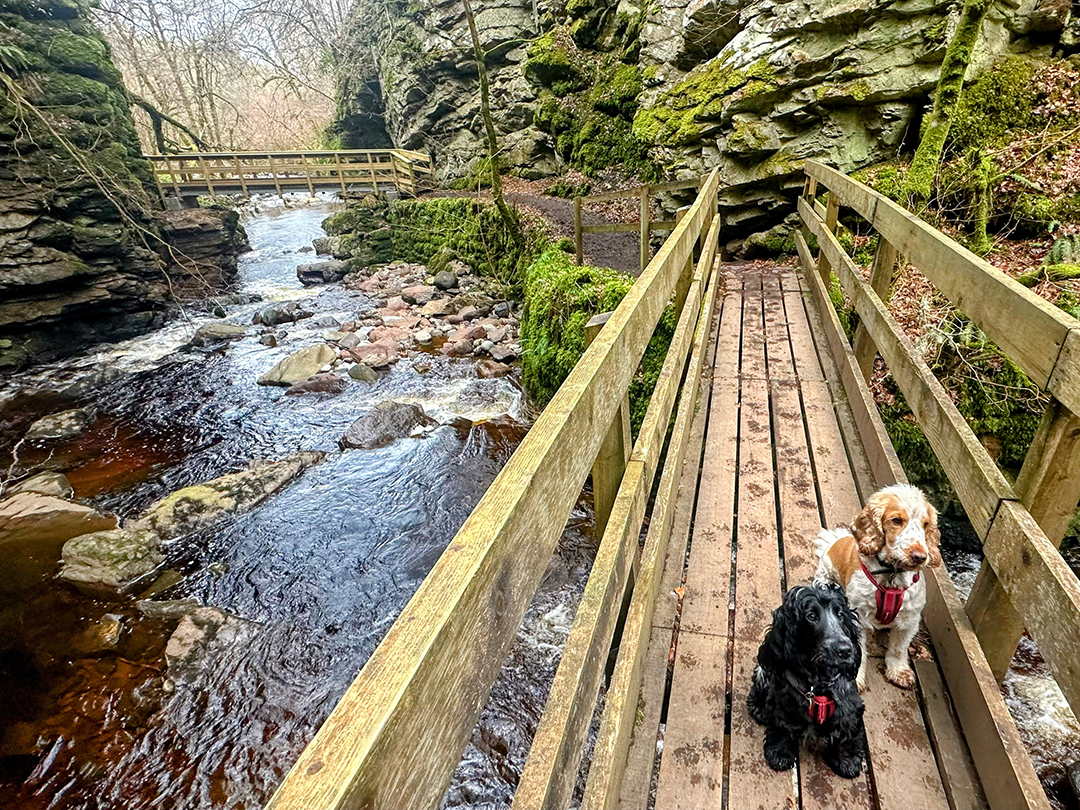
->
[420,298,450,317]
[493,302,510,318]
[402,284,435,305]
[433,270,458,290]
[477,360,511,378]
[348,363,379,382]
[59,528,163,598]
[24,408,93,442]
[132,451,326,541]
[486,326,509,344]
[458,305,480,321]
[340,401,436,449]
[415,330,433,344]
[450,324,486,343]
[258,344,339,386]
[165,607,257,685]
[490,345,518,363]
[351,342,397,368]
[72,614,125,657]
[260,333,278,347]
[285,374,349,396]
[136,597,203,622]
[297,260,348,286]
[191,322,248,347]
[0,493,118,594]
[339,333,362,350]
[447,338,474,357]
[8,472,74,499]
[254,301,313,327]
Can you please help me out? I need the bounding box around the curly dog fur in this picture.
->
[748,585,866,778]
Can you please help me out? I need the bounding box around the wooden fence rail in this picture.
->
[574,177,704,272]
[264,169,721,810]
[796,159,1080,810]
[145,149,433,200]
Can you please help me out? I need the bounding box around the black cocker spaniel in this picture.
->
[747,584,866,778]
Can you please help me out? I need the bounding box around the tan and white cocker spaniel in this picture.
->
[813,484,942,690]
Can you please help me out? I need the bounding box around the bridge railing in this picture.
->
[145,149,433,199]
[573,176,704,272]
[264,169,720,810]
[796,160,1080,810]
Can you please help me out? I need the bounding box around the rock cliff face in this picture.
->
[0,0,247,369]
[335,0,1076,250]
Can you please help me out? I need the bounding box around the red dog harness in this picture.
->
[807,694,836,724]
[860,561,919,624]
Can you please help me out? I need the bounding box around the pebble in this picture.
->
[480,340,494,353]
[415,330,433,344]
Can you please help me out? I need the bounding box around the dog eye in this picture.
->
[890,516,904,526]
[806,612,818,623]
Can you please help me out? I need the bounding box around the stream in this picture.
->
[0,199,597,809]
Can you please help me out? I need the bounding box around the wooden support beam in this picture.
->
[966,399,1080,679]
[639,186,649,274]
[575,196,584,266]
[816,193,840,284]
[852,237,898,380]
[586,313,632,537]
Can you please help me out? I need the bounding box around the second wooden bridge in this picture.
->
[265,163,1080,810]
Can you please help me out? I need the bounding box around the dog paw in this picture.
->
[826,754,864,779]
[764,742,797,772]
[886,665,916,689]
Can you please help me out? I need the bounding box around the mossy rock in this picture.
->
[523,31,585,94]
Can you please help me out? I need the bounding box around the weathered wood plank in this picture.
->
[913,658,989,810]
[265,173,720,810]
[805,160,1077,399]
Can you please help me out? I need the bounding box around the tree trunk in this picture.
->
[461,0,518,238]
[904,0,993,204]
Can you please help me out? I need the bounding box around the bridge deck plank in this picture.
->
[648,265,959,810]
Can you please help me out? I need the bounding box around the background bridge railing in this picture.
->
[796,159,1080,810]
[573,176,704,272]
[264,169,720,810]
[145,148,433,200]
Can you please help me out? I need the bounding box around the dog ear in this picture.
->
[852,496,885,557]
[839,602,862,679]
[758,594,799,672]
[925,501,943,567]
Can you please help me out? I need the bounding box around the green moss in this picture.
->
[524,31,585,95]
[633,56,777,147]
[590,62,641,117]
[828,274,857,342]
[949,56,1037,153]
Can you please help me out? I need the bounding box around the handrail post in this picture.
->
[198,154,216,197]
[233,155,248,197]
[639,185,650,273]
[673,205,694,316]
[966,398,1080,679]
[816,193,840,284]
[267,154,283,198]
[575,196,584,266]
[852,237,898,380]
[586,312,631,537]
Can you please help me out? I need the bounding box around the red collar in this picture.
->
[860,561,919,624]
[808,694,835,724]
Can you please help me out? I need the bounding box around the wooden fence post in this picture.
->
[585,312,631,537]
[816,193,840,284]
[267,154,283,198]
[639,186,650,273]
[851,238,898,380]
[575,196,584,266]
[966,399,1080,679]
[673,206,694,316]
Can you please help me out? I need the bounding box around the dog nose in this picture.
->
[830,637,853,659]
[909,550,927,566]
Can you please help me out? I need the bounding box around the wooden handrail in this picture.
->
[797,161,1080,810]
[265,169,721,810]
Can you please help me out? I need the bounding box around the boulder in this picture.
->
[59,528,163,598]
[340,401,436,449]
[165,607,257,685]
[477,360,512,378]
[258,344,339,386]
[24,408,93,442]
[348,363,379,382]
[285,374,349,396]
[490,345,518,363]
[297,260,349,286]
[402,284,436,305]
[433,270,458,290]
[191,322,247,347]
[0,492,117,594]
[254,301,313,327]
[132,451,326,541]
[350,342,397,369]
[7,472,74,499]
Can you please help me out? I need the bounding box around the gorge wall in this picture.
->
[336,0,1078,250]
[0,0,246,370]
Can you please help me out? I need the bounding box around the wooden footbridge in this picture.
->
[145,149,433,203]
[266,163,1080,810]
